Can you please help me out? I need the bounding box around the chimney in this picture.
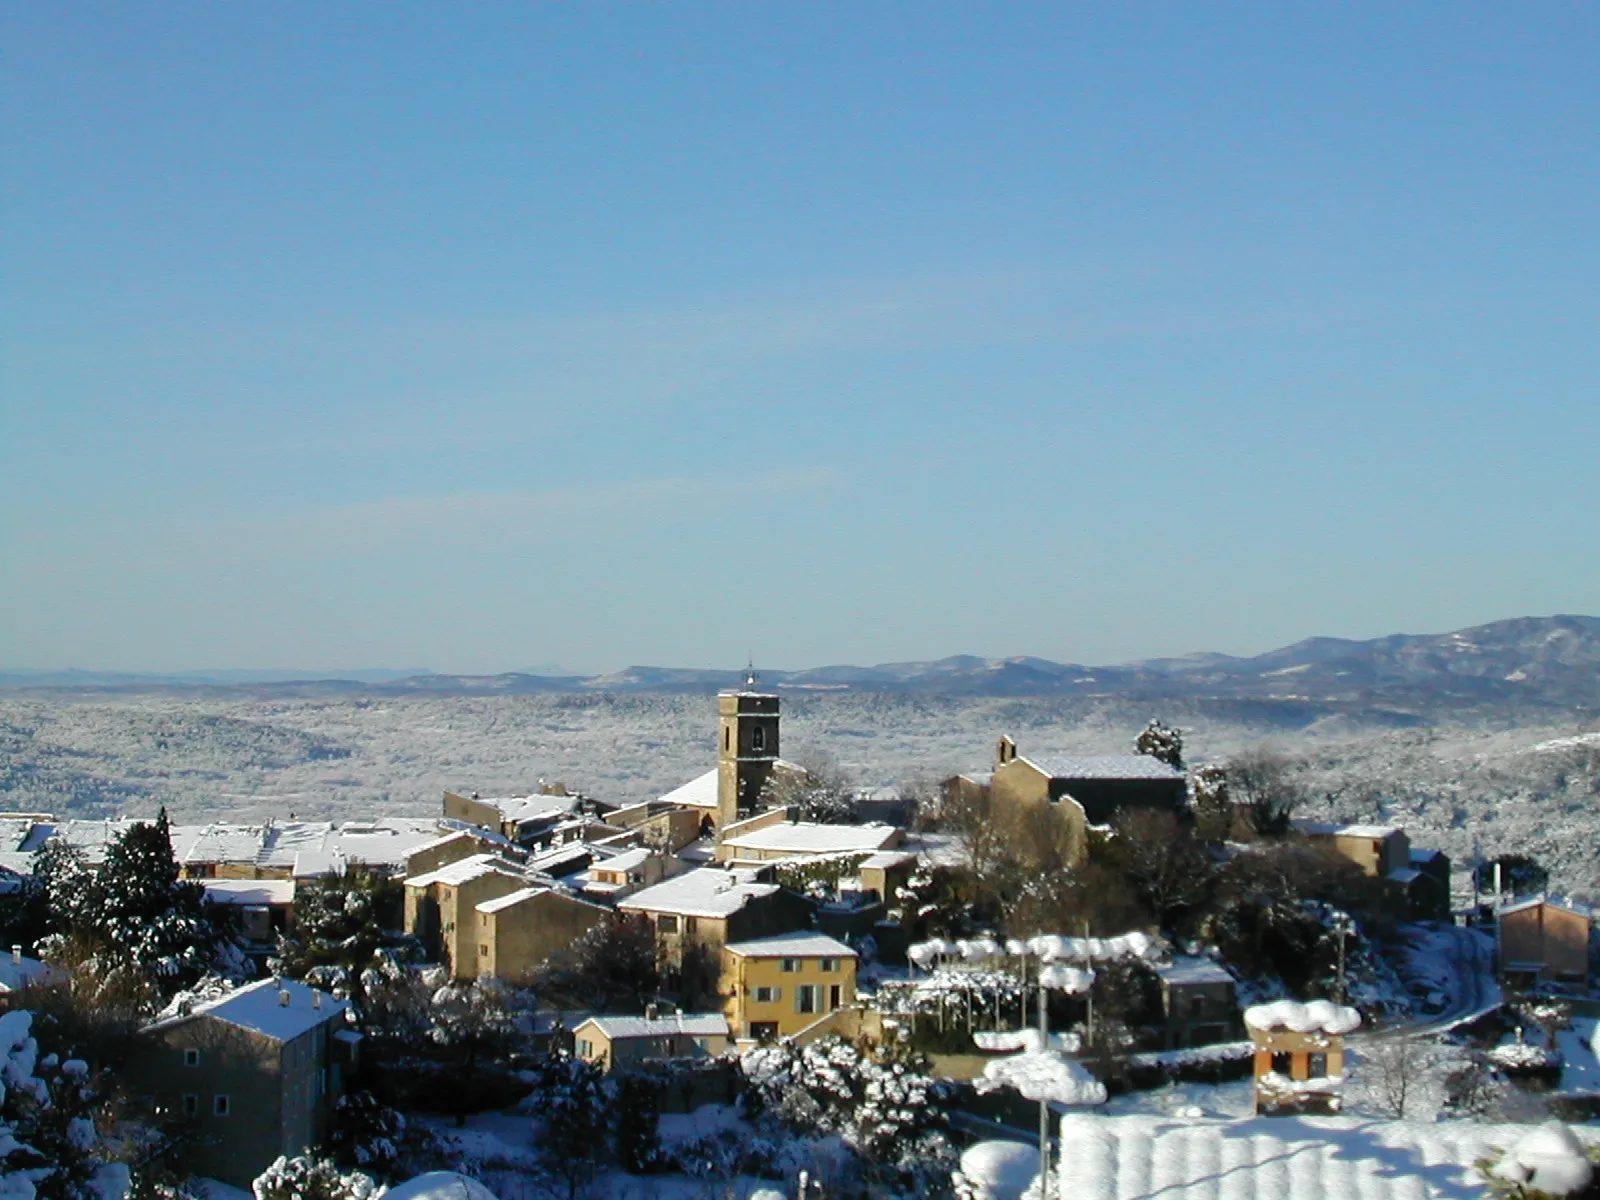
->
[278,989,291,1007]
[10,945,20,965]
[313,991,323,1010]
[645,1003,658,1021]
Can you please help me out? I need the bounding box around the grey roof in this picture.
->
[1020,755,1184,781]
[578,1012,730,1040]
[151,978,348,1043]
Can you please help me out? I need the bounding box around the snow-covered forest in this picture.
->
[3,692,1597,894]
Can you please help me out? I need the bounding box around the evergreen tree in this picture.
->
[274,869,415,1019]
[1134,719,1185,771]
[613,1073,664,1174]
[533,1054,610,1200]
[534,914,659,1014]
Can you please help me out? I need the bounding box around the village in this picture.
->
[0,681,1596,1200]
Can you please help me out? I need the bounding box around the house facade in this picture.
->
[473,886,608,983]
[572,1012,732,1071]
[1153,958,1238,1051]
[1498,896,1591,988]
[720,932,858,1041]
[131,979,352,1188]
[988,740,1186,863]
[403,854,529,978]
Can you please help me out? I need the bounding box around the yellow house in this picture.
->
[720,932,858,1041]
[1243,999,1360,1116]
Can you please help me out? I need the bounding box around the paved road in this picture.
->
[1364,924,1501,1042]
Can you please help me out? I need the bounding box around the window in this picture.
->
[183,1048,200,1067]
[684,916,698,934]
[796,985,818,1015]
[725,728,731,752]
[820,958,838,973]
[1308,1053,1328,1079]
[213,1095,231,1117]
[780,958,798,973]
[577,1039,593,1058]
[181,1094,199,1117]
[1270,1052,1292,1076]
[754,986,780,1003]
[829,985,841,1010]
[751,726,765,751]
[658,915,678,932]
[479,944,490,957]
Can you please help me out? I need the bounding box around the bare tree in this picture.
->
[1226,749,1307,838]
[1361,1033,1431,1119]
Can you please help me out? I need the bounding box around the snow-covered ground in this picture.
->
[4,692,1600,891]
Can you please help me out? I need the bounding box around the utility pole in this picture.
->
[1037,971,1050,1200]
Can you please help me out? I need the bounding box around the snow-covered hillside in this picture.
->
[2,693,1597,892]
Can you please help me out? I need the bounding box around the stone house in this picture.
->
[720,932,858,1042]
[988,740,1186,863]
[617,868,811,969]
[1244,999,1360,1116]
[1153,958,1238,1051]
[403,853,530,978]
[472,886,608,984]
[1498,895,1592,989]
[130,979,353,1188]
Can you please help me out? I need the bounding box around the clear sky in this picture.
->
[3,4,1597,674]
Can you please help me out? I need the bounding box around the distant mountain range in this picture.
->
[6,614,1599,712]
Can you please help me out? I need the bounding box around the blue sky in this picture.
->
[3,4,1597,674]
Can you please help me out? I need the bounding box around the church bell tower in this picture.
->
[716,669,780,828]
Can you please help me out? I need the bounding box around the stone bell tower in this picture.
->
[716,669,781,828]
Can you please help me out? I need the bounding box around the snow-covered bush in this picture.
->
[251,1155,381,1200]
[0,1009,128,1200]
[1478,1122,1599,1199]
[325,1092,408,1180]
[743,1037,955,1195]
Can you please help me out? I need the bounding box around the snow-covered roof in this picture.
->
[857,849,918,871]
[1156,957,1235,987]
[1018,755,1183,781]
[382,1172,499,1200]
[203,879,296,906]
[724,932,856,960]
[974,1048,1105,1106]
[1295,820,1402,840]
[1386,867,1422,885]
[475,886,547,915]
[404,853,526,889]
[469,793,586,825]
[154,978,348,1043]
[577,1012,730,1040]
[1054,1113,1582,1200]
[657,768,720,810]
[591,847,651,874]
[0,955,65,993]
[1498,893,1593,919]
[720,822,899,856]
[1410,847,1446,863]
[617,868,779,919]
[1243,999,1360,1035]
[526,843,594,876]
